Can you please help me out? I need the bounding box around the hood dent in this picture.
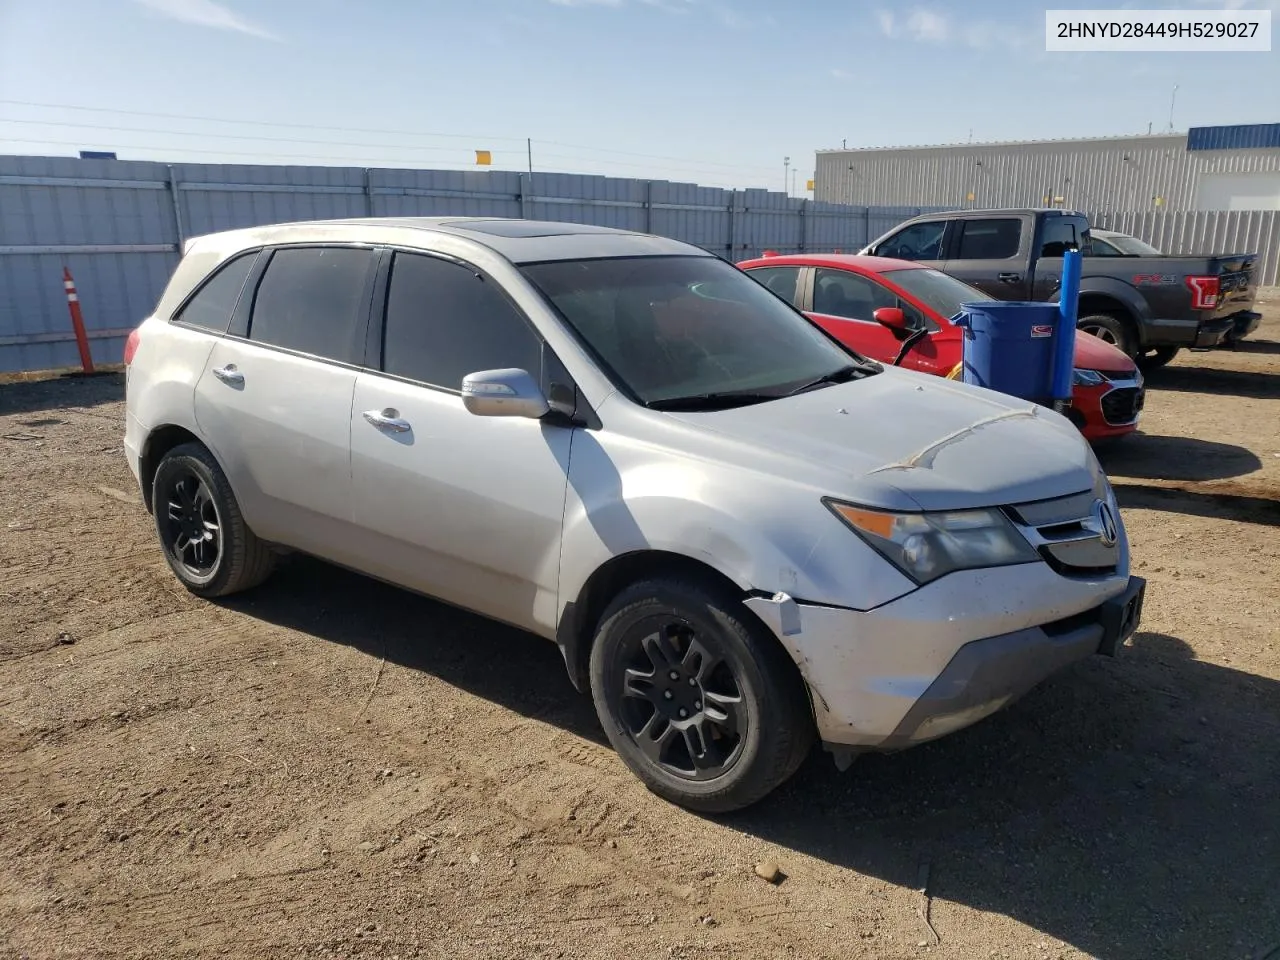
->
[869,406,1043,475]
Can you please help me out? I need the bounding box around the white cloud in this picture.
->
[132,0,277,39]
[905,8,949,43]
[829,67,852,80]
[875,6,1035,51]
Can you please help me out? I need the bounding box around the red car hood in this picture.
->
[1073,330,1135,374]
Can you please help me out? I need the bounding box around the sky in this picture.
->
[0,0,1277,193]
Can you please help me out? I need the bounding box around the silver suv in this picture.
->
[123,217,1145,812]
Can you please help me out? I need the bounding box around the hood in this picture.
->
[663,369,1099,512]
[1073,330,1136,374]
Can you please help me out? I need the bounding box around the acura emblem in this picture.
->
[1090,499,1119,547]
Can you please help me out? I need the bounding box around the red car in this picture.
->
[737,253,1145,442]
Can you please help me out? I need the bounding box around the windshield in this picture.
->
[520,256,874,407]
[881,267,993,319]
[1095,233,1163,256]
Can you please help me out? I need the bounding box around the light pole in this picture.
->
[783,156,790,196]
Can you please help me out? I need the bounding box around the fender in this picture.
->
[1067,276,1152,325]
[555,429,918,633]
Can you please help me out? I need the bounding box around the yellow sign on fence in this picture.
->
[475,150,492,166]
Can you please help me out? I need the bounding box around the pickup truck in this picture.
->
[859,208,1261,368]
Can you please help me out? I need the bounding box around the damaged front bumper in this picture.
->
[745,563,1145,760]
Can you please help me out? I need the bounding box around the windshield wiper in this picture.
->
[784,363,876,397]
[645,392,781,412]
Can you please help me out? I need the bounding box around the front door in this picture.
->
[805,267,937,368]
[348,250,573,636]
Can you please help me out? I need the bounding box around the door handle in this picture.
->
[211,364,244,386]
[363,408,411,433]
[997,272,1022,283]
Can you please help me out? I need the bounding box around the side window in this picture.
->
[956,219,1021,260]
[248,247,375,364]
[813,269,896,321]
[746,266,802,304]
[382,252,542,389]
[877,221,947,261]
[1039,219,1078,258]
[173,252,257,333]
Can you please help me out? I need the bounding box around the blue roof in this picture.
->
[1186,124,1280,151]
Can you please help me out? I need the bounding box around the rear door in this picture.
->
[942,215,1032,299]
[743,264,805,308]
[193,244,377,555]
[347,249,573,636]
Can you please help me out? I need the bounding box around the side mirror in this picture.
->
[461,368,551,420]
[873,306,910,331]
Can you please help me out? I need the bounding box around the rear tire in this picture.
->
[1137,345,1179,371]
[152,442,276,598]
[589,577,814,813]
[1077,313,1135,358]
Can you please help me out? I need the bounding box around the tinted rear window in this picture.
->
[174,252,257,333]
[956,219,1021,260]
[248,247,375,364]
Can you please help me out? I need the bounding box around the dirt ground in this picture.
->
[2,296,1277,960]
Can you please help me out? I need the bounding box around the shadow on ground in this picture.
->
[1096,434,1261,483]
[1144,364,1280,400]
[1225,337,1280,356]
[230,558,1280,960]
[0,372,124,418]
[1112,482,1280,527]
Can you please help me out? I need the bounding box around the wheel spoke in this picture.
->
[635,714,677,765]
[702,690,745,736]
[682,637,721,683]
[202,520,219,534]
[622,668,658,704]
[641,628,681,670]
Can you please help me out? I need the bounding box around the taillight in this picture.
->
[1186,275,1219,310]
[123,327,142,365]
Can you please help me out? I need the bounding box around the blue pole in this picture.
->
[1051,248,1082,409]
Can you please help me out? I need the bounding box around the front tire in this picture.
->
[152,442,275,598]
[589,577,814,813]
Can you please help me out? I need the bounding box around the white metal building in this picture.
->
[815,124,1280,214]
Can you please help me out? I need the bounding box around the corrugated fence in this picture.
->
[4,154,1275,373]
[0,154,937,372]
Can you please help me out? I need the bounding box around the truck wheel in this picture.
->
[1077,313,1134,357]
[589,577,814,813]
[1138,346,1179,371]
[152,442,276,598]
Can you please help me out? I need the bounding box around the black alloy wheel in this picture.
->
[616,614,746,781]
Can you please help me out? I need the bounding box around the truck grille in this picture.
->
[1101,386,1144,425]
[1006,489,1119,577]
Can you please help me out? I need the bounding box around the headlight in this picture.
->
[1072,368,1106,386]
[825,500,1039,585]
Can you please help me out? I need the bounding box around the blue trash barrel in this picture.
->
[955,301,1062,402]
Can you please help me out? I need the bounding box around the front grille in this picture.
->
[1007,489,1119,577]
[1101,387,1144,425]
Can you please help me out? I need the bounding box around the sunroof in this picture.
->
[446,219,625,239]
